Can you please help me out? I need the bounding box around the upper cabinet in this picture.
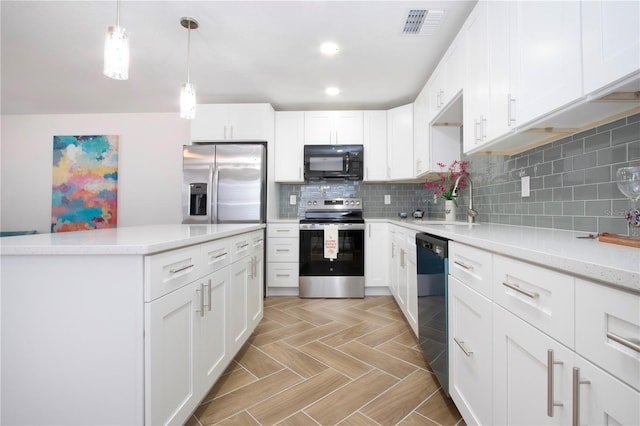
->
[582,0,640,95]
[413,84,430,177]
[274,111,304,183]
[304,111,363,145]
[191,103,274,142]
[427,33,465,123]
[363,111,388,181]
[387,104,414,181]
[509,0,582,126]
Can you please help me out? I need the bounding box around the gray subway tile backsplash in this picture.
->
[277,112,639,234]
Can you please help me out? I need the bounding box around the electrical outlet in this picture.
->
[521,176,530,197]
[384,194,391,205]
[289,194,297,205]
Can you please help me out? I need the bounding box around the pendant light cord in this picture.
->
[186,24,191,84]
[115,0,120,28]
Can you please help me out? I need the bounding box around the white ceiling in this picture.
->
[1,0,476,115]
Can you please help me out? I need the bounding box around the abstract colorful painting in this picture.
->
[51,135,118,233]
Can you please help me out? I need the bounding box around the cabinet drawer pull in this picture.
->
[547,349,564,417]
[572,367,590,426]
[169,264,193,274]
[607,331,640,353]
[502,281,539,299]
[275,229,290,232]
[213,252,228,260]
[276,273,291,278]
[453,338,473,357]
[453,260,474,271]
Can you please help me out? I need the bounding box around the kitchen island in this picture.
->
[1,223,265,426]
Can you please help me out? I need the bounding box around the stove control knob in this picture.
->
[313,200,317,206]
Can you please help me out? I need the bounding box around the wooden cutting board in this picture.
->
[598,233,640,248]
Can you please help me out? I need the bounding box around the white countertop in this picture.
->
[0,224,265,256]
[388,219,640,293]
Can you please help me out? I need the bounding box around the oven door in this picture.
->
[299,226,364,276]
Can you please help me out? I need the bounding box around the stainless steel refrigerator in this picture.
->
[182,143,266,224]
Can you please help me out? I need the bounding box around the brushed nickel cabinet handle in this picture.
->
[572,367,591,426]
[607,331,640,353]
[169,264,193,274]
[196,283,205,317]
[453,338,473,357]
[547,349,564,417]
[453,260,474,271]
[503,281,539,299]
[207,280,212,312]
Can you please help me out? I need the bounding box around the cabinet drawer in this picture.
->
[267,263,299,287]
[493,255,574,348]
[230,234,252,263]
[201,239,231,274]
[267,223,299,238]
[267,238,299,262]
[449,242,493,299]
[575,279,640,391]
[145,245,201,302]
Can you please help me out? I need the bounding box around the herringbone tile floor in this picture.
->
[187,296,464,426]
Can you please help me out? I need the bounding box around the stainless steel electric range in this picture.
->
[299,198,365,298]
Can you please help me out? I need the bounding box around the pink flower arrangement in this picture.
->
[424,160,470,207]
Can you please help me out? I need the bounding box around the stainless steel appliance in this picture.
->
[416,232,449,395]
[303,144,363,181]
[182,143,266,224]
[299,198,365,298]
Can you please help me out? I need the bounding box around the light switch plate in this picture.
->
[521,176,530,197]
[289,194,297,205]
[384,194,391,205]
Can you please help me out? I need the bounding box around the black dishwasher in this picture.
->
[416,232,449,395]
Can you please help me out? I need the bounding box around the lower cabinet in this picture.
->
[145,269,228,426]
[364,222,389,289]
[389,225,418,337]
[448,275,492,426]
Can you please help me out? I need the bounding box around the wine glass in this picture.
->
[616,166,640,236]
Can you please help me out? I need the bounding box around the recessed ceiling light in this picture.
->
[325,87,340,96]
[320,42,340,56]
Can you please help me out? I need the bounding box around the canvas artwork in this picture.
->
[51,135,118,232]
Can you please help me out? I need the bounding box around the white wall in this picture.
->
[1,113,189,233]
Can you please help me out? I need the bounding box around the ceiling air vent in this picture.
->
[402,9,445,35]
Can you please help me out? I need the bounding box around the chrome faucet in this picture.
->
[452,175,478,224]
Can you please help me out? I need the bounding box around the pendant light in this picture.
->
[180,17,198,119]
[103,0,129,80]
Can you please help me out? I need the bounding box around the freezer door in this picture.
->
[182,145,214,224]
[215,144,266,223]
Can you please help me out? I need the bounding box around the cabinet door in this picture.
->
[405,239,418,337]
[191,104,228,141]
[387,104,414,180]
[389,228,400,298]
[448,276,492,425]
[248,232,264,330]
[443,34,465,105]
[229,259,249,353]
[145,280,200,426]
[363,111,388,181]
[463,1,490,153]
[226,104,273,140]
[333,111,363,145]
[582,0,640,95]
[413,86,429,176]
[364,222,389,288]
[573,355,640,426]
[493,304,573,426]
[275,111,304,182]
[510,1,582,126]
[200,269,229,392]
[304,111,334,144]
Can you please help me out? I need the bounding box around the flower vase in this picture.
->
[444,199,456,222]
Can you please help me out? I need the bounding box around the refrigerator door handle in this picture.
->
[211,164,219,224]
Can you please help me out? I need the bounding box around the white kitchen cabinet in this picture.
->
[191,103,274,142]
[389,227,400,298]
[304,111,363,145]
[388,225,418,337]
[413,84,430,177]
[363,111,388,181]
[427,34,465,122]
[267,222,299,295]
[275,111,304,182]
[509,1,582,128]
[493,304,574,426]
[387,104,414,180]
[145,267,229,426]
[248,231,264,331]
[582,0,640,96]
[405,236,418,337]
[449,275,493,426]
[365,222,389,288]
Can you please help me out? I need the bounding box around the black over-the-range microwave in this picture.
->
[303,144,364,181]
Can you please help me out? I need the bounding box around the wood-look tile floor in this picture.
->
[187,296,464,426]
